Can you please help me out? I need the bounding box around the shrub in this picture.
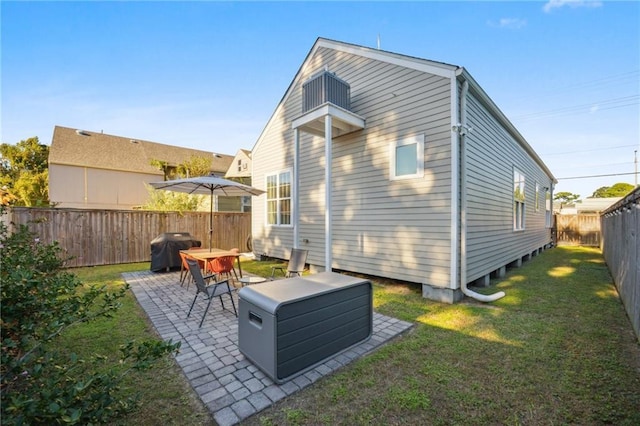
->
[0,208,180,424]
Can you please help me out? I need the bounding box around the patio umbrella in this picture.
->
[149,175,265,251]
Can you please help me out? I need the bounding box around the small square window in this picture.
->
[390,135,424,180]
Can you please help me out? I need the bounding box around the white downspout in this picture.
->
[459,79,505,302]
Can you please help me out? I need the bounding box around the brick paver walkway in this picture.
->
[123,270,413,425]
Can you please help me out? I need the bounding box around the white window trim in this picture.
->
[390,134,425,180]
[265,168,293,227]
[514,168,526,231]
[535,182,540,212]
[545,187,552,228]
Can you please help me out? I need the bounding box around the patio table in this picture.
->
[179,248,243,278]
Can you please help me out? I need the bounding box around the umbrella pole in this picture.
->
[209,189,213,251]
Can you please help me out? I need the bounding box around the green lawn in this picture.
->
[64,247,639,425]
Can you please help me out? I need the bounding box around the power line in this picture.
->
[541,144,639,157]
[557,172,639,180]
[513,70,640,104]
[511,95,639,121]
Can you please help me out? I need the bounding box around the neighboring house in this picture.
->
[251,38,556,303]
[48,126,234,210]
[224,149,254,212]
[555,197,622,215]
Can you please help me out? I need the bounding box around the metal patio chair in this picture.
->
[186,258,237,327]
[270,248,308,279]
[179,248,205,289]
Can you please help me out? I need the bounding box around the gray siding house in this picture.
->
[251,38,556,302]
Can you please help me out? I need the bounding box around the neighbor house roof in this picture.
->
[49,126,232,175]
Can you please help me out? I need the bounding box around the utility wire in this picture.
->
[557,172,639,180]
[513,70,640,103]
[541,144,639,157]
[511,95,639,121]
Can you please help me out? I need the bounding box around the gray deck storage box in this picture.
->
[238,272,372,383]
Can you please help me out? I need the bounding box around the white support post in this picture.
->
[293,128,300,249]
[325,115,333,271]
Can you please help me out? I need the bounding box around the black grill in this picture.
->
[150,232,201,272]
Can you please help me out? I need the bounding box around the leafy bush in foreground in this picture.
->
[0,208,180,424]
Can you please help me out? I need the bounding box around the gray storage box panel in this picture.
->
[238,272,372,383]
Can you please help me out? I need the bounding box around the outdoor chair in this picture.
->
[186,258,237,327]
[179,248,205,289]
[270,248,308,279]
[206,255,239,283]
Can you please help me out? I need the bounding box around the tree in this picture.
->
[554,191,580,206]
[141,183,204,212]
[145,155,213,212]
[0,206,180,424]
[590,182,635,198]
[0,137,50,206]
[177,155,212,178]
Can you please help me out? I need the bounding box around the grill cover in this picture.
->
[150,232,201,272]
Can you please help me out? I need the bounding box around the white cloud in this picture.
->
[487,18,527,29]
[543,0,603,13]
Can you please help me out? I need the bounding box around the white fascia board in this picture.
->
[316,38,458,79]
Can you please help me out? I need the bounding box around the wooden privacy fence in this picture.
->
[4,207,251,268]
[600,188,640,342]
[554,214,601,246]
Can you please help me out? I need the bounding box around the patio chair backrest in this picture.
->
[287,248,308,275]
[207,256,235,275]
[186,258,209,294]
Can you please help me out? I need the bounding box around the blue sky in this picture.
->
[2,0,638,199]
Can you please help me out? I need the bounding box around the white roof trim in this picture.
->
[315,38,457,79]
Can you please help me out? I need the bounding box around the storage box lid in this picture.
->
[237,272,370,314]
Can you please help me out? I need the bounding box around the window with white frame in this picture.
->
[390,134,424,180]
[266,170,292,226]
[545,187,552,228]
[513,169,525,230]
[535,182,540,212]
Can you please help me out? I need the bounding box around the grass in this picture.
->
[59,248,640,425]
[244,246,640,425]
[52,257,286,425]
[56,263,215,426]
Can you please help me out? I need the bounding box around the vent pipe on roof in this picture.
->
[459,79,505,303]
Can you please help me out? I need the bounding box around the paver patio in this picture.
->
[123,269,413,426]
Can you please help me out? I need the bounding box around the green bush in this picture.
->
[0,209,180,424]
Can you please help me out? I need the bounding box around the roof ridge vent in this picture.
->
[75,129,90,136]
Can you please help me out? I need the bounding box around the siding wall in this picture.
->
[49,164,161,210]
[464,88,553,282]
[253,46,454,287]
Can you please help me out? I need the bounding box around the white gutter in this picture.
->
[449,72,459,292]
[459,79,506,302]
